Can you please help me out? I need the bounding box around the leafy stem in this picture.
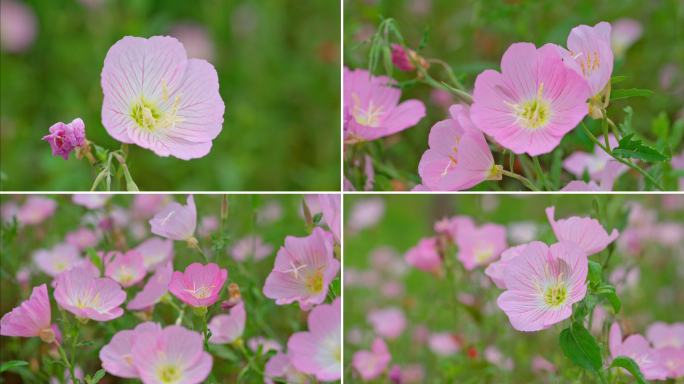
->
[532,156,552,191]
[500,169,541,191]
[201,314,209,352]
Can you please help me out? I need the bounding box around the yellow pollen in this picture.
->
[123,355,134,366]
[351,93,385,127]
[581,61,586,76]
[502,83,549,129]
[76,289,101,310]
[594,51,600,68]
[130,78,184,131]
[182,282,215,299]
[533,263,567,307]
[160,78,169,104]
[452,146,458,155]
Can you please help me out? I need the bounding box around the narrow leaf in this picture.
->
[610,88,653,101]
[85,247,102,270]
[0,361,28,372]
[610,356,647,384]
[76,340,95,347]
[670,119,684,149]
[644,164,664,192]
[90,369,106,384]
[559,322,603,373]
[610,76,627,84]
[418,25,429,51]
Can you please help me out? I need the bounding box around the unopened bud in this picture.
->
[221,283,242,311]
[187,236,199,249]
[39,328,56,343]
[302,196,313,228]
[390,43,430,73]
[221,194,229,220]
[617,318,634,341]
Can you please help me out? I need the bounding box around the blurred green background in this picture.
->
[344,0,684,191]
[344,194,684,382]
[1,0,341,191]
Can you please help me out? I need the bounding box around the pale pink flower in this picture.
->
[43,118,86,161]
[257,200,284,226]
[1,200,19,224]
[434,215,475,241]
[411,184,429,191]
[347,197,386,231]
[507,221,537,244]
[207,301,246,344]
[65,228,99,251]
[609,322,668,380]
[610,265,640,295]
[17,196,58,226]
[485,244,527,289]
[150,195,197,243]
[563,135,630,181]
[344,67,426,141]
[419,105,502,190]
[656,222,684,246]
[263,227,340,311]
[546,206,619,255]
[72,194,113,209]
[561,160,622,191]
[0,0,37,53]
[105,250,146,287]
[248,337,282,354]
[471,43,590,155]
[319,194,341,244]
[132,325,213,384]
[497,241,588,332]
[32,243,83,277]
[168,22,216,62]
[404,237,442,274]
[381,281,406,299]
[101,36,225,159]
[591,305,608,335]
[484,345,514,371]
[646,322,684,350]
[370,246,408,277]
[367,307,406,340]
[610,18,643,59]
[229,235,274,262]
[54,268,126,321]
[458,293,476,306]
[0,284,54,342]
[456,223,508,271]
[264,352,309,384]
[428,332,461,357]
[413,324,430,345]
[430,88,454,110]
[531,355,557,375]
[133,194,169,217]
[400,364,425,383]
[288,297,341,381]
[352,337,392,381]
[134,237,175,271]
[658,347,684,379]
[197,215,219,238]
[16,266,31,286]
[99,322,162,378]
[168,262,227,308]
[127,262,174,310]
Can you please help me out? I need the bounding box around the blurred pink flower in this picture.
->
[208,301,246,344]
[289,297,341,381]
[101,36,225,159]
[168,262,227,308]
[50,366,85,384]
[456,223,508,271]
[610,18,643,59]
[0,284,54,342]
[591,305,608,335]
[1,200,19,224]
[658,346,684,379]
[370,246,408,277]
[168,22,216,63]
[563,135,629,181]
[197,215,219,238]
[134,237,175,271]
[399,363,425,383]
[73,194,113,209]
[404,237,442,274]
[105,250,147,287]
[413,324,430,345]
[248,337,282,354]
[458,293,476,306]
[347,197,386,231]
[485,244,527,289]
[497,241,588,332]
[343,67,426,141]
[381,281,406,299]
[18,196,58,225]
[390,43,418,71]
[0,0,37,53]
[43,118,86,161]
[99,322,162,378]
[32,243,83,277]
[319,194,342,244]
[264,352,309,384]
[428,332,461,357]
[484,345,514,371]
[345,176,357,191]
[531,355,557,375]
[659,63,684,94]
[229,235,274,262]
[352,337,392,381]
[411,184,429,191]
[671,151,684,191]
[263,227,339,311]
[419,105,502,191]
[150,195,197,244]
[662,193,684,210]
[16,266,31,286]
[609,322,668,380]
[388,364,402,384]
[367,307,407,340]
[127,262,174,311]
[364,157,376,190]
[430,88,454,110]
[471,43,590,155]
[132,325,213,384]
[133,194,169,217]
[54,268,126,321]
[434,215,475,241]
[546,206,619,255]
[507,221,537,244]
[610,265,640,295]
[561,160,622,191]
[65,228,99,252]
[257,200,284,226]
[646,322,684,350]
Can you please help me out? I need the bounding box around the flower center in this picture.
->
[76,289,101,310]
[533,263,568,307]
[504,83,551,129]
[183,282,215,299]
[473,243,495,263]
[306,272,324,294]
[115,266,135,283]
[351,93,385,127]
[570,50,600,78]
[157,363,182,383]
[129,78,183,131]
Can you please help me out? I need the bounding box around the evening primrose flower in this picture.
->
[352,337,392,381]
[17,195,58,226]
[484,244,527,289]
[72,194,113,209]
[609,322,668,380]
[101,36,225,160]
[134,237,175,271]
[207,301,246,344]
[546,206,619,255]
[563,134,631,181]
[127,262,174,310]
[105,250,146,287]
[99,322,162,378]
[404,237,442,274]
[54,268,126,322]
[32,243,83,278]
[367,307,407,340]
[150,194,198,248]
[168,262,227,308]
[43,118,86,161]
[0,284,55,343]
[610,18,643,60]
[456,223,508,271]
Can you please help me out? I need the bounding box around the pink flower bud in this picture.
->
[43,118,86,161]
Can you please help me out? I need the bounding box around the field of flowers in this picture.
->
[0,193,341,383]
[343,194,684,383]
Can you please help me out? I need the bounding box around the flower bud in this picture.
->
[221,283,242,311]
[388,365,402,384]
[302,196,313,228]
[187,236,199,249]
[192,306,208,316]
[39,327,56,343]
[42,118,86,161]
[221,194,229,220]
[390,43,430,73]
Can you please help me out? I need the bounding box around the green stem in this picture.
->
[500,170,541,191]
[597,370,609,384]
[69,327,79,384]
[532,156,552,191]
[202,314,209,352]
[561,319,566,384]
[195,244,209,263]
[427,58,466,91]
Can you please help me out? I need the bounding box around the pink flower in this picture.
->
[434,215,475,241]
[367,307,406,340]
[257,200,284,226]
[132,325,213,384]
[531,355,557,375]
[404,237,442,274]
[655,222,684,247]
[610,265,640,294]
[508,221,537,244]
[658,347,684,379]
[16,267,31,286]
[390,43,418,71]
[229,235,274,262]
[65,228,99,251]
[105,250,147,287]
[609,322,668,380]
[471,43,590,155]
[485,244,527,289]
[646,322,684,350]
[264,352,309,384]
[343,67,426,141]
[363,155,375,190]
[319,194,341,244]
[72,194,113,209]
[591,305,607,335]
[610,18,643,59]
[431,88,454,110]
[248,337,282,354]
[0,0,37,53]
[42,118,86,161]
[497,241,588,332]
[150,195,198,244]
[419,105,502,190]
[127,262,174,310]
[561,160,622,191]
[352,337,392,381]
[381,281,405,299]
[263,227,340,311]
[413,324,430,345]
[207,301,246,344]
[343,103,351,140]
[456,223,508,271]
[133,195,169,217]
[398,364,425,383]
[198,215,219,238]
[54,268,126,321]
[0,284,55,343]
[288,297,341,381]
[546,206,619,255]
[370,246,408,277]
[17,196,58,225]
[134,237,175,271]
[32,243,83,277]
[347,197,386,231]
[99,322,162,378]
[563,135,630,181]
[168,22,216,62]
[428,332,461,357]
[168,262,227,308]
[484,346,514,371]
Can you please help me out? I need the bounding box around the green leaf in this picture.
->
[574,294,596,319]
[652,111,670,139]
[0,360,28,373]
[312,212,323,225]
[619,106,633,135]
[208,344,240,362]
[612,133,669,162]
[603,291,622,314]
[85,247,101,270]
[76,340,95,347]
[587,261,602,285]
[671,119,684,149]
[559,322,604,373]
[418,25,429,51]
[644,164,664,192]
[610,76,627,84]
[85,374,92,384]
[610,88,654,101]
[610,356,647,384]
[90,369,106,384]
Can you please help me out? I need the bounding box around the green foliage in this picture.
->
[612,133,669,162]
[610,76,627,84]
[609,88,654,101]
[610,356,648,384]
[559,322,603,373]
[587,261,602,285]
[652,111,670,139]
[0,360,28,373]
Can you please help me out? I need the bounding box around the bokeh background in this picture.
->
[0,193,341,383]
[344,0,684,191]
[343,194,684,382]
[0,0,341,191]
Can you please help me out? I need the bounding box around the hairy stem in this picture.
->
[532,156,552,191]
[500,170,541,191]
